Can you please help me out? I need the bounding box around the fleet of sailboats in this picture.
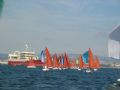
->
[40,47,101,72]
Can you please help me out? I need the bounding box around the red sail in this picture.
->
[64,53,70,68]
[88,49,101,69]
[79,55,84,68]
[94,56,100,68]
[88,48,94,68]
[45,48,53,68]
[53,53,59,68]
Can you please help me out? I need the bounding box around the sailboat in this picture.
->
[58,54,64,70]
[40,50,48,71]
[81,49,91,72]
[81,48,94,73]
[53,53,59,69]
[86,48,95,72]
[42,48,53,71]
[93,56,100,71]
[78,55,84,70]
[63,53,70,69]
[87,48,101,72]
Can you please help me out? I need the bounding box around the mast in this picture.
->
[25,44,29,51]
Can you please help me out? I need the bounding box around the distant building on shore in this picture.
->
[108,25,120,59]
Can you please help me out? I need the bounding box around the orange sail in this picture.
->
[63,53,70,68]
[53,53,59,68]
[94,56,100,68]
[79,55,84,68]
[45,48,53,68]
[88,48,101,69]
[88,48,94,68]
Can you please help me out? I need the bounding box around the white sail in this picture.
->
[108,25,120,59]
[108,39,120,59]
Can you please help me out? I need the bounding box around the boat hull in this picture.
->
[8,60,45,67]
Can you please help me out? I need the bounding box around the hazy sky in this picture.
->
[0,0,120,56]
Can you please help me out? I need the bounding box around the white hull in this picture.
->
[42,66,49,71]
[77,68,81,71]
[117,78,120,82]
[53,67,59,70]
[94,69,98,71]
[86,69,91,73]
[42,68,49,71]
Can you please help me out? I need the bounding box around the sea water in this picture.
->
[0,65,120,90]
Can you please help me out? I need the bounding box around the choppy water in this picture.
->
[0,65,120,90]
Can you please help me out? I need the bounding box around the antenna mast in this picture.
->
[25,44,29,51]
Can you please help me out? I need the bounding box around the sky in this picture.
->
[0,0,120,56]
